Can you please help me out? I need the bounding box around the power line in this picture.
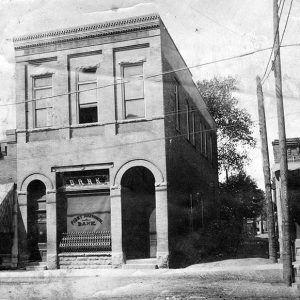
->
[12,108,300,162]
[0,46,276,108]
[190,5,242,37]
[0,43,299,110]
[262,0,294,85]
[261,0,286,82]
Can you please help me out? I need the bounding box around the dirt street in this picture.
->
[0,258,299,299]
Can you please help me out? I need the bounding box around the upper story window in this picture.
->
[204,124,208,157]
[77,67,98,124]
[33,75,53,128]
[199,121,204,153]
[191,111,196,146]
[121,63,145,119]
[175,80,180,131]
[209,134,213,161]
[186,101,190,141]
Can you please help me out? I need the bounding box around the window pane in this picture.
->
[78,83,97,105]
[34,88,52,109]
[124,78,144,100]
[123,64,144,100]
[123,64,143,78]
[36,109,47,128]
[78,67,97,82]
[34,87,52,99]
[37,222,47,243]
[38,201,46,211]
[125,99,145,119]
[79,106,98,124]
[34,76,52,87]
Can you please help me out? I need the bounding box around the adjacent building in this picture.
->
[0,13,218,269]
[272,138,300,264]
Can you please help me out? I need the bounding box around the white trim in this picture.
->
[51,163,114,173]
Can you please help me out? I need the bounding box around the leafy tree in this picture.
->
[197,76,256,181]
[220,172,265,222]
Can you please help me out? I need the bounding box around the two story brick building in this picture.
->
[0,13,218,269]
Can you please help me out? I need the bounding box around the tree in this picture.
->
[197,77,256,181]
[220,172,265,222]
[214,172,265,254]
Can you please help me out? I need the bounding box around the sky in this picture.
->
[1,0,300,188]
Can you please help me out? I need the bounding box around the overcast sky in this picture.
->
[1,0,300,188]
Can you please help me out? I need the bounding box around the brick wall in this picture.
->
[160,24,218,241]
[58,252,112,269]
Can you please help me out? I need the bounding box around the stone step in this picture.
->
[122,263,158,269]
[60,265,112,269]
[26,262,47,271]
[122,259,158,269]
[125,258,157,265]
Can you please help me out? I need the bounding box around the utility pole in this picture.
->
[256,75,277,263]
[273,0,293,286]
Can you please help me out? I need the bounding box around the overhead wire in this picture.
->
[262,0,294,85]
[2,40,300,110]
[261,0,286,82]
[12,108,300,162]
[0,45,281,108]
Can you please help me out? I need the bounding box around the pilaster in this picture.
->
[110,186,124,267]
[46,189,57,269]
[155,184,169,268]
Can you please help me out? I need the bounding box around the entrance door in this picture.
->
[27,180,47,262]
[121,166,156,259]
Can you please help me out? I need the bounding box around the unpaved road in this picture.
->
[0,258,299,299]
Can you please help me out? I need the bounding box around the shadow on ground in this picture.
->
[170,234,270,268]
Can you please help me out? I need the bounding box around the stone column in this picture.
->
[46,190,57,269]
[110,187,124,267]
[155,184,169,268]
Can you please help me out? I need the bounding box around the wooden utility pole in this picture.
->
[273,0,293,286]
[256,75,277,263]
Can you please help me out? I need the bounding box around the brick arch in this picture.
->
[20,173,54,192]
[113,159,165,189]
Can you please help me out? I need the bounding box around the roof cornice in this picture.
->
[14,13,160,50]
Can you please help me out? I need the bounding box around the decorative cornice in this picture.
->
[14,13,160,50]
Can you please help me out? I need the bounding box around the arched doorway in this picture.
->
[27,180,47,262]
[121,166,156,259]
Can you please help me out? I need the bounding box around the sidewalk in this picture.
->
[0,258,283,279]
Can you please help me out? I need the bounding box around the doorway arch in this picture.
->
[27,180,47,262]
[121,166,156,259]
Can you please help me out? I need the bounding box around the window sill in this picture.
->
[116,116,163,125]
[17,126,57,133]
[71,122,103,129]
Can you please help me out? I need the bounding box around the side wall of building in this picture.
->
[160,22,218,257]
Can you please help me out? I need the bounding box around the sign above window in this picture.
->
[64,174,109,191]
